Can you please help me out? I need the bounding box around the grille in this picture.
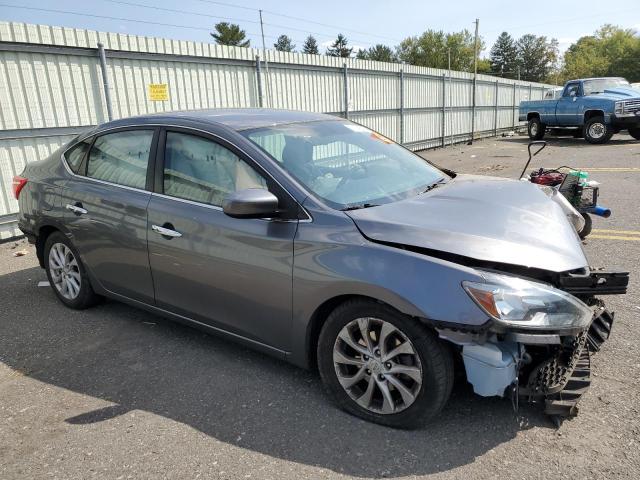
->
[623,99,640,113]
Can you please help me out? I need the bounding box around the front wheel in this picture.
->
[584,117,613,144]
[317,299,454,429]
[629,127,640,140]
[528,117,546,140]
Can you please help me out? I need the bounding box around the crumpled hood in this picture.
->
[346,174,588,273]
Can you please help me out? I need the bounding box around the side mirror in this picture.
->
[222,188,279,219]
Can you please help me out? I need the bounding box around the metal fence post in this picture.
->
[469,77,477,144]
[441,74,446,147]
[512,82,517,129]
[529,83,532,101]
[494,79,499,136]
[399,68,404,145]
[97,43,113,121]
[255,55,263,108]
[343,63,349,120]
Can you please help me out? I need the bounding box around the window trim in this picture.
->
[155,126,300,219]
[61,122,311,221]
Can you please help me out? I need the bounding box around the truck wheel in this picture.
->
[629,127,640,140]
[528,118,545,140]
[584,117,613,144]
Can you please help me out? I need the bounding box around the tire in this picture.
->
[578,212,592,240]
[584,117,613,144]
[528,117,546,140]
[317,299,454,429]
[629,127,640,140]
[44,231,100,309]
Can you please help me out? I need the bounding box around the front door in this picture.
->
[62,128,158,303]
[146,129,297,351]
[556,82,583,126]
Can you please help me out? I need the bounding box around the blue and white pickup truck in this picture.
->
[519,77,640,144]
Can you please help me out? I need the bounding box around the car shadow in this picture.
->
[0,266,554,478]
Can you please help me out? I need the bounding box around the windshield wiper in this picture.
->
[419,178,447,194]
[340,203,379,211]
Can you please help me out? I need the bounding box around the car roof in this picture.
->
[95,108,339,133]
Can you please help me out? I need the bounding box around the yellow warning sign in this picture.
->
[148,83,169,101]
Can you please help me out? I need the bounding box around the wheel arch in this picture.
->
[527,112,541,121]
[302,294,429,371]
[584,109,605,122]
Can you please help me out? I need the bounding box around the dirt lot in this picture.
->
[1,133,639,479]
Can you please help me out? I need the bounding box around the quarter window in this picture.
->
[163,132,266,207]
[64,139,92,173]
[86,130,154,189]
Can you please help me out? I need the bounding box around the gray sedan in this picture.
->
[14,109,626,428]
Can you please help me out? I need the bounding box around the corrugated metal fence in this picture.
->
[0,21,554,239]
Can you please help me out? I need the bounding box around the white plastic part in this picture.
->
[462,342,520,397]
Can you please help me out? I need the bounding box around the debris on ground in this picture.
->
[12,250,28,257]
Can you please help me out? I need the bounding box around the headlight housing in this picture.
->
[614,101,624,115]
[463,271,593,330]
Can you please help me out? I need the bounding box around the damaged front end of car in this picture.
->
[436,267,628,424]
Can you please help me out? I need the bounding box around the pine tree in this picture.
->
[326,34,353,57]
[274,35,295,52]
[360,44,397,62]
[302,35,319,55]
[516,34,558,82]
[210,23,250,47]
[490,32,518,77]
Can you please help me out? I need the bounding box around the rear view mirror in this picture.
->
[222,189,279,219]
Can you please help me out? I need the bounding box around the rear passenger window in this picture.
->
[163,132,266,207]
[87,130,154,189]
[64,139,91,173]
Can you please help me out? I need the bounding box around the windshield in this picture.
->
[242,120,445,209]
[583,78,629,95]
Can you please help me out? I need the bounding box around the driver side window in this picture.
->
[564,83,580,97]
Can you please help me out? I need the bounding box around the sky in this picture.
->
[0,0,639,56]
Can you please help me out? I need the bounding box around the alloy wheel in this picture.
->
[333,317,423,414]
[48,242,81,300]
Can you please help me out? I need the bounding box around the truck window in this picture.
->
[563,83,581,98]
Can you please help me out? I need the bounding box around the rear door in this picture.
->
[61,127,158,303]
[146,128,297,352]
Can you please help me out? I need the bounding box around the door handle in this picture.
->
[65,203,88,215]
[151,224,182,238]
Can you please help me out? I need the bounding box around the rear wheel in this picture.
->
[44,232,99,309]
[528,117,546,140]
[584,117,613,144]
[317,299,454,429]
[629,127,640,140]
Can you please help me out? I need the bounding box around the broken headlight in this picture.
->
[463,271,592,330]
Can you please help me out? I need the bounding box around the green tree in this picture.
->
[302,35,319,55]
[210,22,250,47]
[326,34,353,57]
[490,32,519,77]
[563,25,640,82]
[274,34,295,52]
[516,34,558,82]
[396,29,483,71]
[356,44,397,62]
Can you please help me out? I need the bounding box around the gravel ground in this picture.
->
[1,133,638,479]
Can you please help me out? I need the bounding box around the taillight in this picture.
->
[12,175,28,200]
